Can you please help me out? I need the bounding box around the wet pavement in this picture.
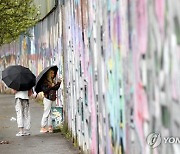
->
[0,94,80,154]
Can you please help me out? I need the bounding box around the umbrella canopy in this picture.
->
[35,65,58,93]
[2,65,36,91]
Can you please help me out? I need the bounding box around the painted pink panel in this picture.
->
[155,0,165,32]
[134,82,149,149]
[136,0,148,54]
[88,72,97,154]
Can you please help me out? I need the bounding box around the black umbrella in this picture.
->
[35,65,58,93]
[2,65,36,91]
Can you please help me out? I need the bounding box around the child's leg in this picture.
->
[15,98,24,131]
[15,98,24,136]
[23,99,31,134]
[19,127,23,132]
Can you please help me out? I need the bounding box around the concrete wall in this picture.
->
[1,0,180,153]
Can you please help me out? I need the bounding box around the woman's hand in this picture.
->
[57,77,62,83]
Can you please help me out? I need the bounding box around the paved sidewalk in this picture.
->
[0,94,80,154]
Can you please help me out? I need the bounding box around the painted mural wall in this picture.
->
[1,0,180,154]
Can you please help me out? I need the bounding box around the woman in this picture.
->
[40,69,61,133]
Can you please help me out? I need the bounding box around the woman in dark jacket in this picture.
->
[40,69,61,133]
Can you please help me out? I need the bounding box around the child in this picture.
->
[13,89,33,136]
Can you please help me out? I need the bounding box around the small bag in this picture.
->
[48,90,56,101]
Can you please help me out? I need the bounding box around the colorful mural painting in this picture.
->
[1,0,180,154]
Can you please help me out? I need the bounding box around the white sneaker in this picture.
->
[23,130,31,136]
[16,132,24,136]
[23,132,31,136]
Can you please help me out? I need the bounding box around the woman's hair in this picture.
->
[46,70,55,83]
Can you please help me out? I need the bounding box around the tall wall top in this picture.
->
[34,0,57,20]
